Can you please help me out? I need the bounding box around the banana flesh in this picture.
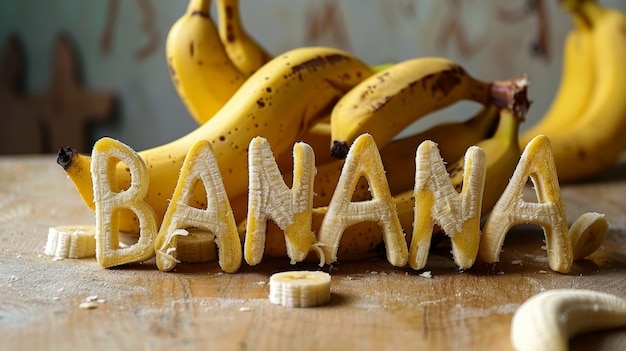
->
[154,139,242,273]
[317,134,409,268]
[269,271,332,308]
[245,137,321,267]
[45,225,96,259]
[173,228,218,263]
[511,289,626,351]
[91,137,158,268]
[569,212,608,260]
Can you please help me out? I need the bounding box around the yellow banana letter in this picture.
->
[410,141,486,270]
[91,137,158,268]
[245,137,319,266]
[479,135,572,273]
[155,139,242,273]
[318,134,408,267]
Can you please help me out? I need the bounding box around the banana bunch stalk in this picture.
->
[521,0,626,182]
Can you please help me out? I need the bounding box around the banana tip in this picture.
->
[331,140,349,159]
[57,147,77,170]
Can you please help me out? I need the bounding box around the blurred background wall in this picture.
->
[1,0,625,154]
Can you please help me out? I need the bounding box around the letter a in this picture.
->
[318,134,408,267]
[155,139,242,273]
[479,135,572,273]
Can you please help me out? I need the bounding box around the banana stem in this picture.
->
[188,0,212,14]
[489,74,531,122]
[560,0,606,27]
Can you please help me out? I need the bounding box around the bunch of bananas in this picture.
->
[55,0,612,266]
[521,0,626,182]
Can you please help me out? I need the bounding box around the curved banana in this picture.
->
[58,46,374,233]
[328,57,504,159]
[261,103,524,265]
[215,0,272,76]
[511,289,626,351]
[520,3,595,147]
[305,104,500,209]
[530,1,626,182]
[166,0,246,125]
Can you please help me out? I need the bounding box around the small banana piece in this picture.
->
[520,3,595,147]
[329,57,505,159]
[58,46,374,234]
[268,271,331,308]
[510,289,626,351]
[166,0,246,125]
[216,0,272,76]
[173,228,218,263]
[569,211,608,260]
[45,225,96,259]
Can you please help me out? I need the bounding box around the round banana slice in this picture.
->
[269,271,331,307]
[569,212,608,260]
[45,225,96,259]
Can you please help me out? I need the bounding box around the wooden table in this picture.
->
[1,155,625,351]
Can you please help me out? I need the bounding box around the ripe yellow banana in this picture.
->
[166,0,246,125]
[58,46,374,233]
[215,0,272,76]
[520,2,595,147]
[301,104,500,209]
[528,1,626,182]
[328,57,502,159]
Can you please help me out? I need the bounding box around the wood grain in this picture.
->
[0,155,624,351]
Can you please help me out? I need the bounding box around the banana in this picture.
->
[328,57,506,159]
[292,103,500,209]
[268,271,332,308]
[215,0,272,76]
[58,46,374,233]
[519,3,595,147]
[166,0,246,125]
[526,1,626,182]
[510,289,626,351]
[45,225,96,259]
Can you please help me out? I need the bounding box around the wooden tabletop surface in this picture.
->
[1,155,625,351]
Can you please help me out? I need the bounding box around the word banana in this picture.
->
[90,130,605,274]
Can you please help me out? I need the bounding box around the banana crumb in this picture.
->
[419,271,433,278]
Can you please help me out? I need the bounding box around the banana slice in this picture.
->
[172,228,217,263]
[45,225,96,259]
[269,271,331,308]
[569,212,608,260]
